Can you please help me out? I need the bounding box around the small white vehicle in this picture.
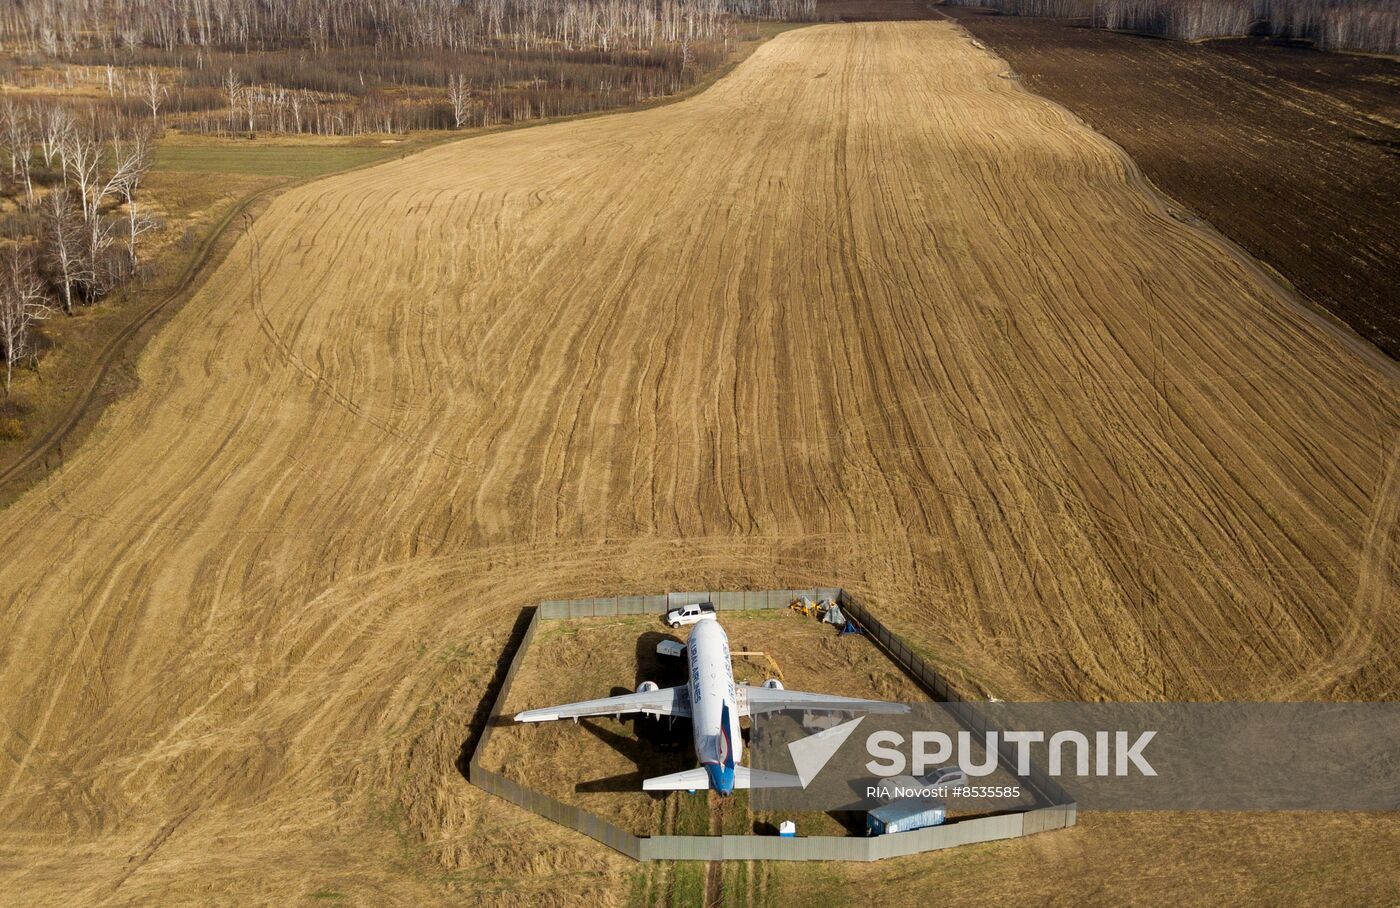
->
[665,602,717,628]
[921,766,968,789]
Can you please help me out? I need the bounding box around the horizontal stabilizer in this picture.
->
[643,767,711,791]
[734,766,803,790]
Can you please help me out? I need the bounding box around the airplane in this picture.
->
[513,615,911,795]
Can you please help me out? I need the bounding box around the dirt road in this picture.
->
[0,21,1395,906]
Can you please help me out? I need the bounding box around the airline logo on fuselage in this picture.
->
[690,661,707,703]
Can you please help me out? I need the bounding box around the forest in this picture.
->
[0,0,815,134]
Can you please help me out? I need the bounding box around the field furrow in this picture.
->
[0,20,1394,905]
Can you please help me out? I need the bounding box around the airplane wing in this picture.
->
[738,684,911,717]
[642,766,803,791]
[514,685,690,722]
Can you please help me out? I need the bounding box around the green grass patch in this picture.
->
[764,862,850,907]
[625,865,658,908]
[722,791,750,835]
[668,861,706,908]
[723,860,750,907]
[674,791,712,836]
[154,140,407,178]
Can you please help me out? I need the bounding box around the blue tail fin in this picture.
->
[721,703,735,770]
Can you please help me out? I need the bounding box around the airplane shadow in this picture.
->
[575,771,653,793]
[635,631,687,688]
[827,811,868,835]
[575,712,691,797]
[455,619,709,797]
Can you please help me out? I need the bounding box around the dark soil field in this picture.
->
[946,7,1400,359]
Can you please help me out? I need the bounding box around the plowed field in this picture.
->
[1,20,1395,906]
[949,7,1400,359]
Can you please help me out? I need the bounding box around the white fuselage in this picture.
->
[686,618,741,793]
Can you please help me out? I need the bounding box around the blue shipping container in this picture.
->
[866,798,946,836]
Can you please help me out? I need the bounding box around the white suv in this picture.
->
[665,602,717,628]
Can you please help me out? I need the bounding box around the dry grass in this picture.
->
[0,25,789,477]
[0,20,1395,906]
[482,610,934,836]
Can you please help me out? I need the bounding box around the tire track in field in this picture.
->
[0,20,1394,902]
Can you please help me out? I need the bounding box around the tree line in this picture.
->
[0,101,155,394]
[0,0,814,55]
[0,0,815,137]
[941,0,1399,53]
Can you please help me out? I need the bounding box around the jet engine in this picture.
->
[636,681,659,693]
[763,679,784,690]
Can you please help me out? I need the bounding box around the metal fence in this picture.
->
[535,589,842,620]
[837,590,1077,810]
[468,589,1076,862]
[637,810,1031,861]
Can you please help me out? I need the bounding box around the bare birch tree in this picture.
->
[114,131,156,269]
[61,123,152,295]
[0,244,52,393]
[143,67,167,123]
[43,186,89,313]
[60,125,109,293]
[0,101,35,203]
[222,68,242,133]
[447,74,471,128]
[39,106,69,168]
